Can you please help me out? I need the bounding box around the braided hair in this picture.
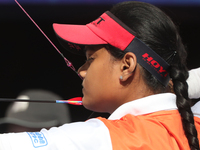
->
[108,1,199,149]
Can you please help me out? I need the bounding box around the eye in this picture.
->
[86,57,94,64]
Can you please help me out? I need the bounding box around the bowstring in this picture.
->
[15,0,82,79]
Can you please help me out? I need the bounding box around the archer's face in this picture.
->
[78,45,122,113]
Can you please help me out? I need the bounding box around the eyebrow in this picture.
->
[84,46,96,57]
[86,51,94,59]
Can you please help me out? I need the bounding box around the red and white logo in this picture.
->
[142,53,168,77]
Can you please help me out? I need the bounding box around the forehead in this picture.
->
[85,45,105,57]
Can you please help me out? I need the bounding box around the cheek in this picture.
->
[82,68,119,112]
[85,61,114,94]
[81,67,109,111]
[82,72,106,104]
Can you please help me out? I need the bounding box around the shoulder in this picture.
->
[98,110,188,150]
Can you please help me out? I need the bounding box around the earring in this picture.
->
[119,75,123,80]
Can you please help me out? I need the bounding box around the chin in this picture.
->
[82,96,108,112]
[85,104,107,113]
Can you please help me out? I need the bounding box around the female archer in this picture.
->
[0,1,200,150]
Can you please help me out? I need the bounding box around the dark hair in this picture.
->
[108,1,199,150]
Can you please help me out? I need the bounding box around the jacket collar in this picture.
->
[108,93,177,120]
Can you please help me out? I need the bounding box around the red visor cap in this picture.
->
[53,11,170,86]
[53,11,135,55]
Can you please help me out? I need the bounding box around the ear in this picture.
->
[120,52,137,81]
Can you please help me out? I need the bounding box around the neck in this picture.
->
[109,66,154,114]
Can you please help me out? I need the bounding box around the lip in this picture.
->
[83,87,86,91]
[82,82,85,94]
[82,87,85,94]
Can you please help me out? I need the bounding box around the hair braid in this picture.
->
[170,36,199,149]
[171,66,199,150]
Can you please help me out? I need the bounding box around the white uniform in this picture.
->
[0,93,180,150]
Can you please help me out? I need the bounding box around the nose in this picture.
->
[78,65,87,78]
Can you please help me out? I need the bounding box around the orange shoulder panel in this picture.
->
[98,110,190,150]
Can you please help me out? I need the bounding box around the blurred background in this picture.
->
[0,0,200,122]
